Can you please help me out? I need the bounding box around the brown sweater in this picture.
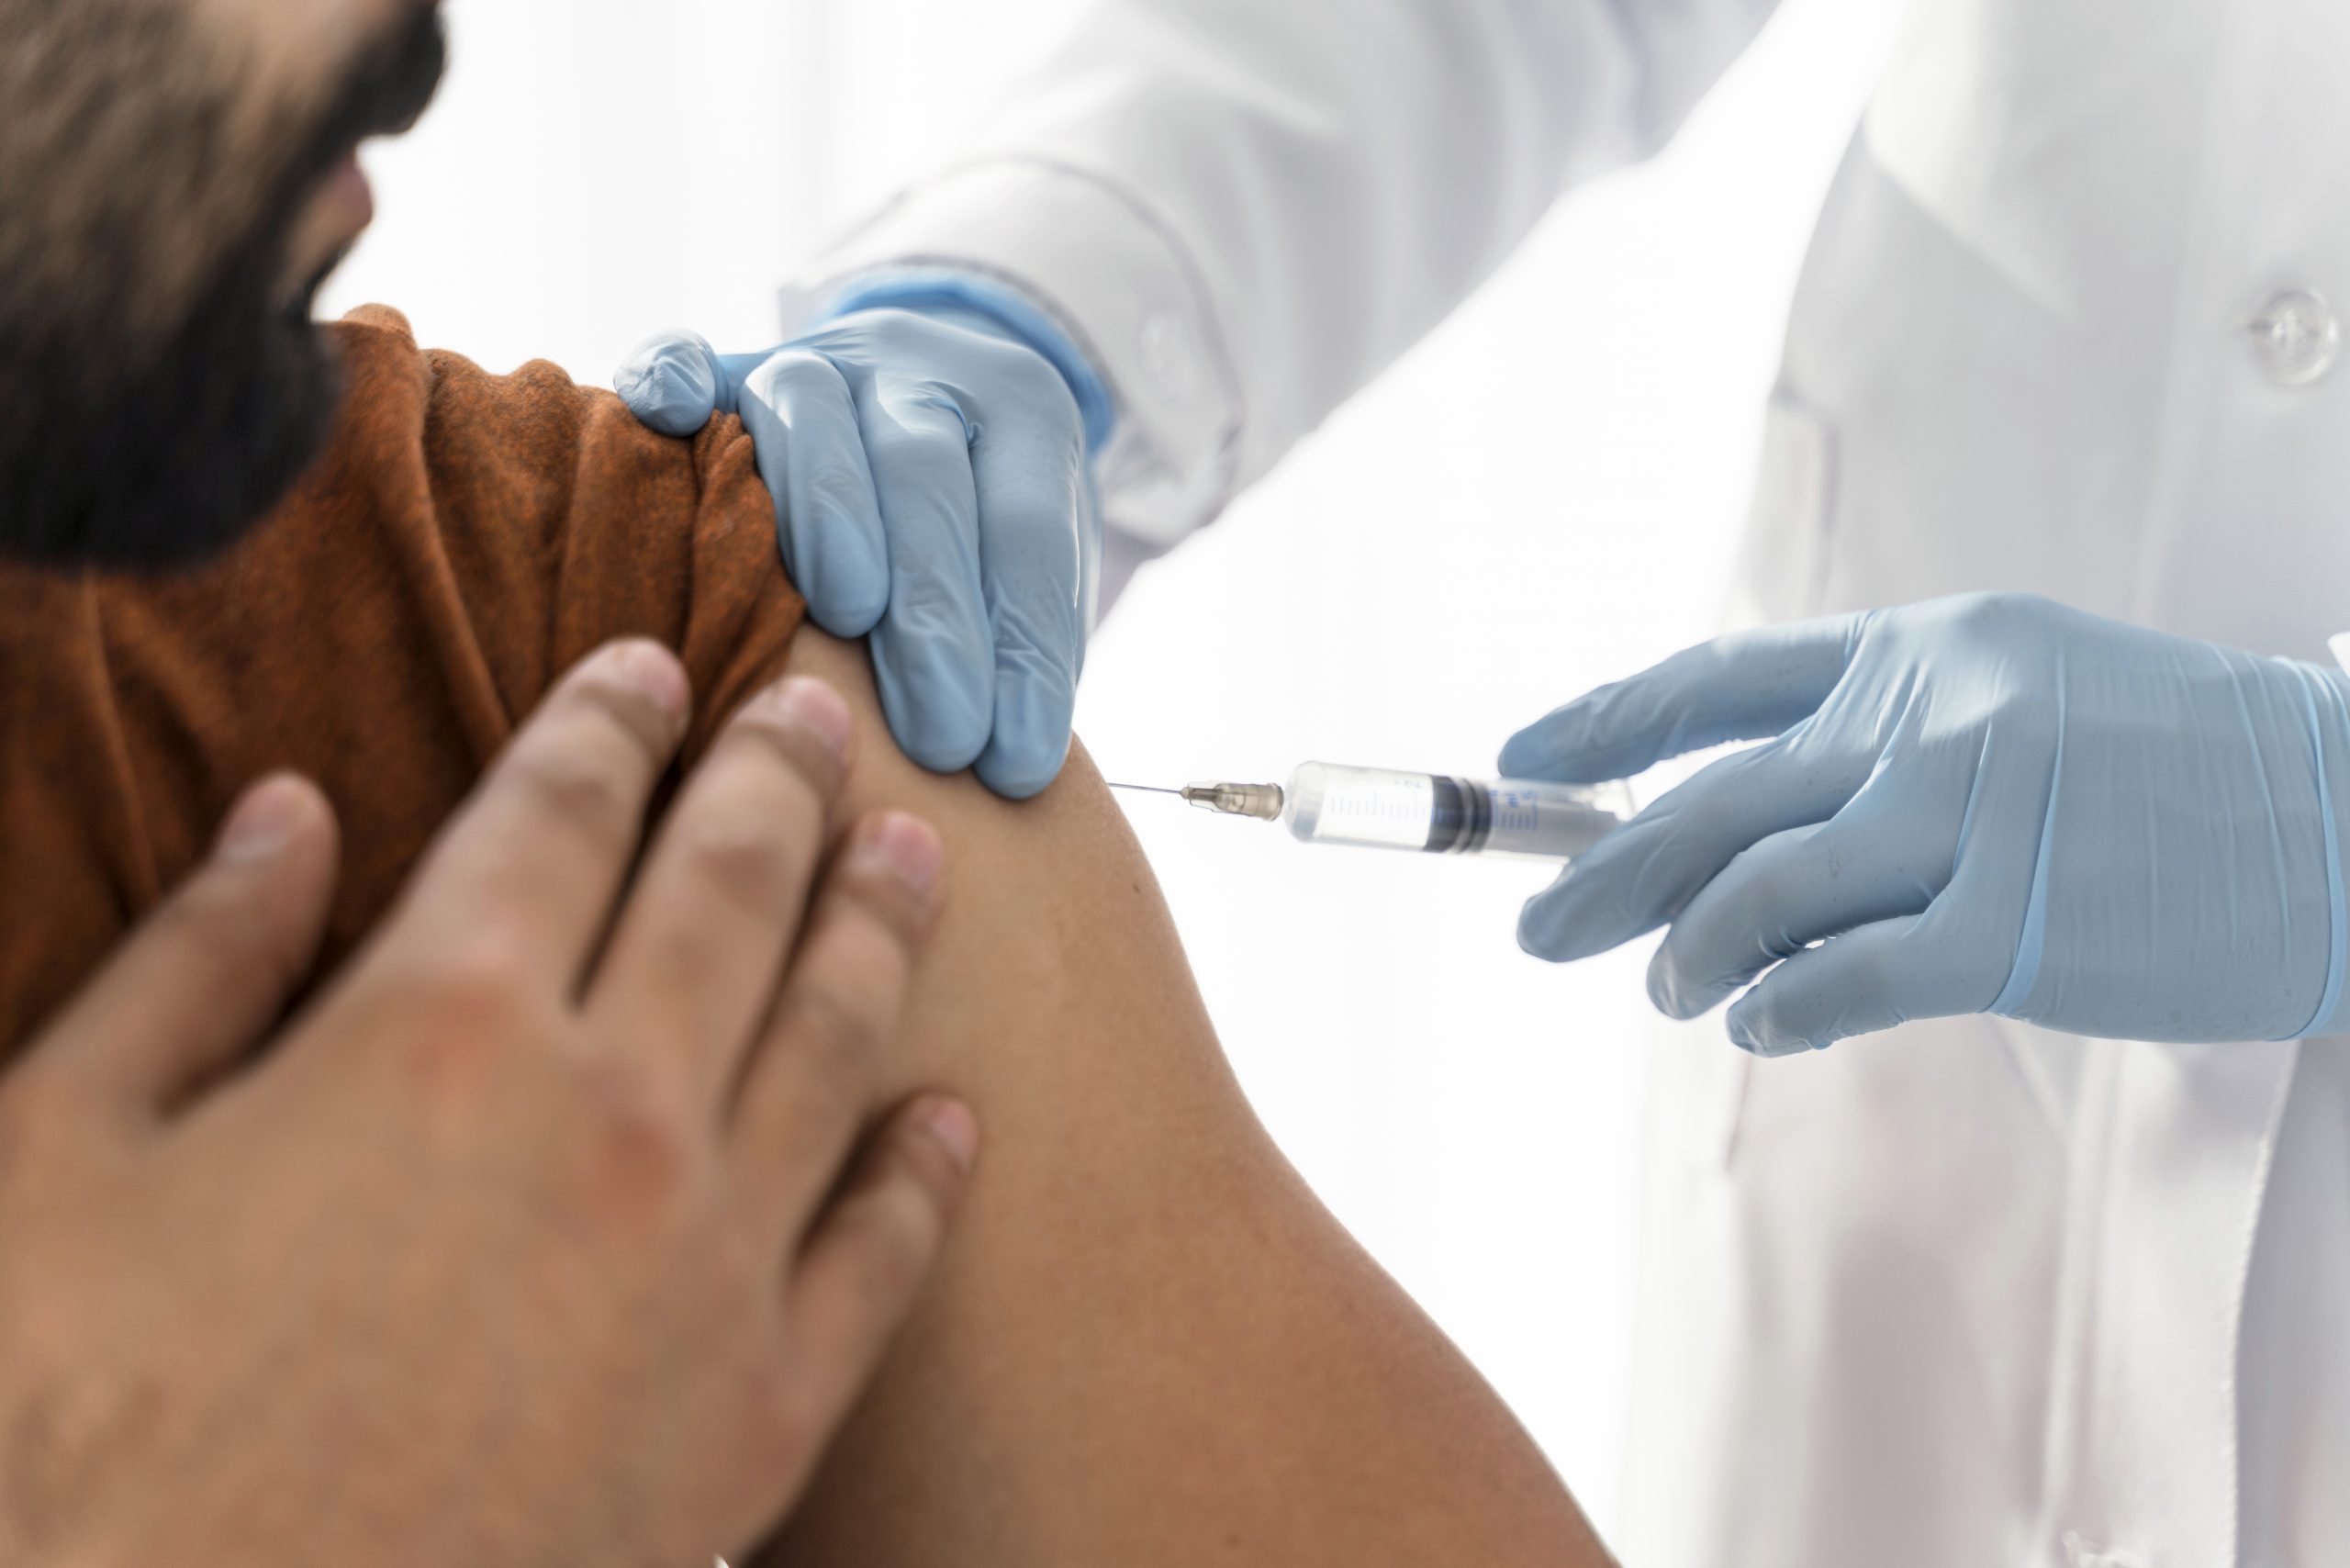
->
[0,306,806,1047]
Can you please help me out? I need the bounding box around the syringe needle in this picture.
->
[1106,781,1184,796]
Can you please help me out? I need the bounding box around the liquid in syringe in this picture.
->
[1113,761,1629,861]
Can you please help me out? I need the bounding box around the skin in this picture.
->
[1,647,976,1568]
[758,630,1612,1567]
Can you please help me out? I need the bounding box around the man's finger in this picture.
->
[17,775,338,1127]
[590,677,856,1110]
[1499,612,1870,784]
[772,1094,976,1445]
[855,375,996,776]
[742,352,890,637]
[393,639,689,983]
[968,413,1087,800]
[1517,735,1871,964]
[731,811,943,1248]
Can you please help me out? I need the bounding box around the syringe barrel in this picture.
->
[1281,762,1626,860]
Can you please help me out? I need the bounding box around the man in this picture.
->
[1,2,1616,1562]
[624,0,2350,1563]
[0,3,981,1562]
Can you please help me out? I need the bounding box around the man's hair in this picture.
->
[0,0,445,567]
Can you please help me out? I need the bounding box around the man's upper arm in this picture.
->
[760,629,1609,1567]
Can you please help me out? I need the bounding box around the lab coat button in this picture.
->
[1139,311,1202,401]
[2248,288,2339,386]
[2058,1533,2145,1568]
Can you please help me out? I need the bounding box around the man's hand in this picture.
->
[1502,592,2350,1054]
[2,641,976,1568]
[617,307,1099,801]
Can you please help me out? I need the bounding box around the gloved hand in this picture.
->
[616,302,1101,799]
[1502,592,2350,1055]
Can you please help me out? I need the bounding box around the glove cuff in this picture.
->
[809,268,1118,456]
[2289,657,2350,1037]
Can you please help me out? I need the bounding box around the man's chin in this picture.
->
[286,263,346,329]
[278,167,372,313]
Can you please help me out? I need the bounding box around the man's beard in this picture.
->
[0,3,448,570]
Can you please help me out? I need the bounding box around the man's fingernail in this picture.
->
[767,677,854,761]
[917,1099,980,1174]
[858,812,945,901]
[602,639,690,722]
[217,776,311,863]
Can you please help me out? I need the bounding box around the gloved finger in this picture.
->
[855,375,995,775]
[1724,908,2004,1057]
[967,411,1088,799]
[741,352,890,636]
[1720,707,2062,1054]
[1499,611,1870,784]
[1517,734,1872,964]
[614,330,770,436]
[1645,810,1946,1021]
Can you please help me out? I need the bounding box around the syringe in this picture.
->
[1110,761,1630,861]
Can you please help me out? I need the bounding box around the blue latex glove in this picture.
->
[615,287,1108,799]
[1502,593,2350,1056]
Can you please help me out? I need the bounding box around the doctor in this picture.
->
[619,2,2350,1564]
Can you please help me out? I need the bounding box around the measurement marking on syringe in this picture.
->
[1110,763,1630,862]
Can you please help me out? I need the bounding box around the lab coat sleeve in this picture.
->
[787,0,1785,550]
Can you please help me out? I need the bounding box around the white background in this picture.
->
[324,0,1898,1539]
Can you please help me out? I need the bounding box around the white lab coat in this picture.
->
[793,2,2350,1563]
